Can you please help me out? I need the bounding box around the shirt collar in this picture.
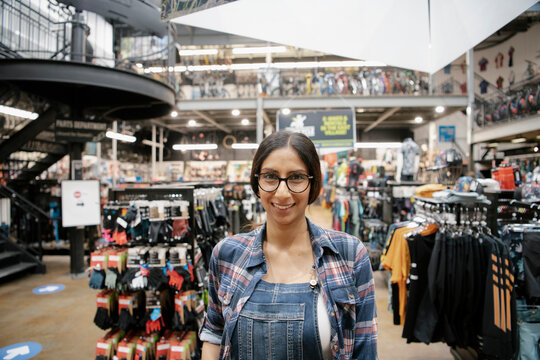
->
[246,217,339,269]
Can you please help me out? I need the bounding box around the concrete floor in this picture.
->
[0,206,453,359]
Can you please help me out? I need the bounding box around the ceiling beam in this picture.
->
[193,110,231,133]
[151,119,187,135]
[363,107,401,133]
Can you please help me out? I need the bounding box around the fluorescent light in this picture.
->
[435,106,445,113]
[0,105,39,120]
[188,120,197,127]
[144,60,387,73]
[179,49,218,56]
[281,108,291,115]
[356,108,365,113]
[232,46,287,55]
[232,143,259,149]
[241,119,250,126]
[171,111,178,117]
[106,131,136,143]
[355,142,402,149]
[487,143,498,148]
[534,146,539,152]
[232,109,240,116]
[511,137,527,143]
[173,144,217,151]
[142,139,163,148]
[414,116,423,123]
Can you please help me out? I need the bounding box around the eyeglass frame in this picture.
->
[254,173,314,193]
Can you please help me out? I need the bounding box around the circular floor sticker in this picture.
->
[0,342,42,360]
[32,284,65,295]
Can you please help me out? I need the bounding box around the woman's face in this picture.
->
[257,146,311,227]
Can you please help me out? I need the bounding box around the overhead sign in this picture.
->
[55,119,107,143]
[161,0,238,20]
[0,342,42,360]
[32,284,65,295]
[61,180,101,228]
[439,125,456,142]
[277,109,356,149]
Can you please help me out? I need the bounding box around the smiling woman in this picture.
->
[200,131,378,360]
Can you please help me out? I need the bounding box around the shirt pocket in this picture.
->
[328,284,357,329]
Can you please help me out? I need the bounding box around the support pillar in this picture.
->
[70,10,86,62]
[256,97,264,143]
[69,141,85,276]
[466,49,475,173]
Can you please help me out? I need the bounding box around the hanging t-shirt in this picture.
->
[496,76,504,89]
[479,80,489,94]
[495,52,504,68]
[508,46,515,67]
[400,139,419,176]
[479,57,488,71]
[460,82,467,94]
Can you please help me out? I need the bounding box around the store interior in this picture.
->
[0,0,540,359]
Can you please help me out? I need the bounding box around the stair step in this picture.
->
[0,250,20,264]
[0,262,37,279]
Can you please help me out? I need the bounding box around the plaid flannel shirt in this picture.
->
[200,217,378,359]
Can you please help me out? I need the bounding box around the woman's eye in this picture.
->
[289,174,305,181]
[262,173,277,180]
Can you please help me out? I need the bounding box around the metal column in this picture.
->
[256,97,264,143]
[466,49,475,172]
[152,125,157,180]
[69,141,85,276]
[70,10,86,62]
[112,121,118,187]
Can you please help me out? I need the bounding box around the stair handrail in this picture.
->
[0,183,49,220]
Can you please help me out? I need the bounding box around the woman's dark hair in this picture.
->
[250,130,322,204]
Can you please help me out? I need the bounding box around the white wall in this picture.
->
[414,110,468,157]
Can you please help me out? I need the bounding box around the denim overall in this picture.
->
[230,279,325,360]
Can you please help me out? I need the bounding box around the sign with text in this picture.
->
[55,119,107,143]
[161,0,237,20]
[277,109,355,149]
[61,180,101,227]
[439,125,456,143]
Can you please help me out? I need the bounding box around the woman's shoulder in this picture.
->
[317,227,366,262]
[213,227,261,260]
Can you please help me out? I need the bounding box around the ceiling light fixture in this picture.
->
[356,108,365,113]
[173,144,218,151]
[511,137,527,143]
[179,49,218,56]
[232,46,287,55]
[187,120,197,127]
[487,143,498,148]
[414,116,423,123]
[241,119,250,126]
[106,131,136,143]
[145,60,387,74]
[232,143,259,149]
[0,105,39,120]
[281,108,291,115]
[171,111,178,117]
[534,146,539,152]
[232,109,240,116]
[355,142,402,149]
[435,106,445,113]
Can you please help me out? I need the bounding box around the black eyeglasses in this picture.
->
[255,173,313,193]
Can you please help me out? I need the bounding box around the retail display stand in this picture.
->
[91,185,204,360]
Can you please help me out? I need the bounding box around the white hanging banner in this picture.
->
[170,0,537,73]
